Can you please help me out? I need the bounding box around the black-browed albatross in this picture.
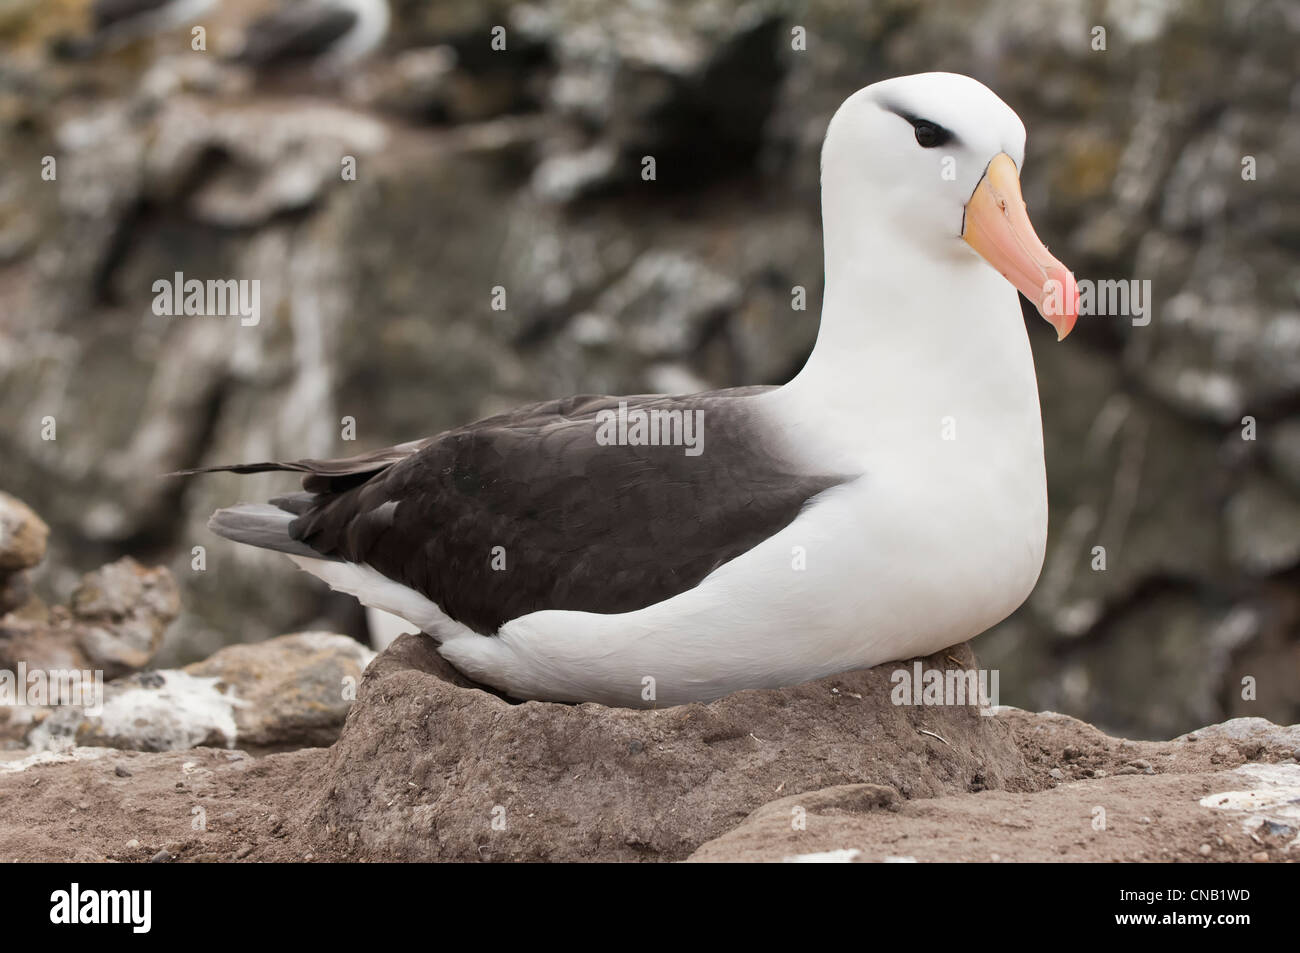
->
[56,0,215,56]
[185,72,1079,708]
[232,0,389,70]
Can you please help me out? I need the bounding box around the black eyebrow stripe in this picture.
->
[879,102,959,145]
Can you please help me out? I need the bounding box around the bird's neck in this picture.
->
[768,211,1045,470]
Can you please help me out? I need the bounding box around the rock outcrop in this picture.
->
[688,712,1300,862]
[0,492,48,614]
[0,698,1294,863]
[0,556,179,710]
[1,493,370,753]
[25,631,373,753]
[1,550,179,745]
[291,634,1032,862]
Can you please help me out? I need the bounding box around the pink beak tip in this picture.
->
[1040,265,1079,340]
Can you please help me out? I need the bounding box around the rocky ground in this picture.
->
[1,642,1296,863]
[2,493,1297,862]
[690,715,1300,863]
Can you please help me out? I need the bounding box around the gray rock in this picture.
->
[1174,717,1300,750]
[185,631,375,749]
[0,557,178,686]
[146,100,390,228]
[0,492,48,573]
[71,558,180,679]
[27,632,373,753]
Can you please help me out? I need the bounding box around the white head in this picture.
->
[820,72,1077,339]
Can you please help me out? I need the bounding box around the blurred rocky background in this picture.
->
[0,0,1296,740]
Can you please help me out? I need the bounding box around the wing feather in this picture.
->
[191,387,851,634]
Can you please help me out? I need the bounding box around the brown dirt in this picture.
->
[0,746,324,863]
[686,773,1296,863]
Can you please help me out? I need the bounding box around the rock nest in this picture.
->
[294,634,1033,862]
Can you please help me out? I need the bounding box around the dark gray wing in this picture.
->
[194,387,851,634]
[93,0,172,31]
[237,1,358,65]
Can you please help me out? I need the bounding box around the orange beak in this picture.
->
[962,153,1078,340]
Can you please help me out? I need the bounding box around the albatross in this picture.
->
[232,0,390,71]
[187,72,1079,707]
[56,0,215,56]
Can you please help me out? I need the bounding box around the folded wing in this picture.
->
[194,387,849,634]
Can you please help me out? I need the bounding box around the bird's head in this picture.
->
[822,72,1078,340]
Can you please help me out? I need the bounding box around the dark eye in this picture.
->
[912,120,951,148]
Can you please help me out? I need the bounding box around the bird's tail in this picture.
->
[176,440,428,556]
[169,438,426,493]
[206,502,326,559]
